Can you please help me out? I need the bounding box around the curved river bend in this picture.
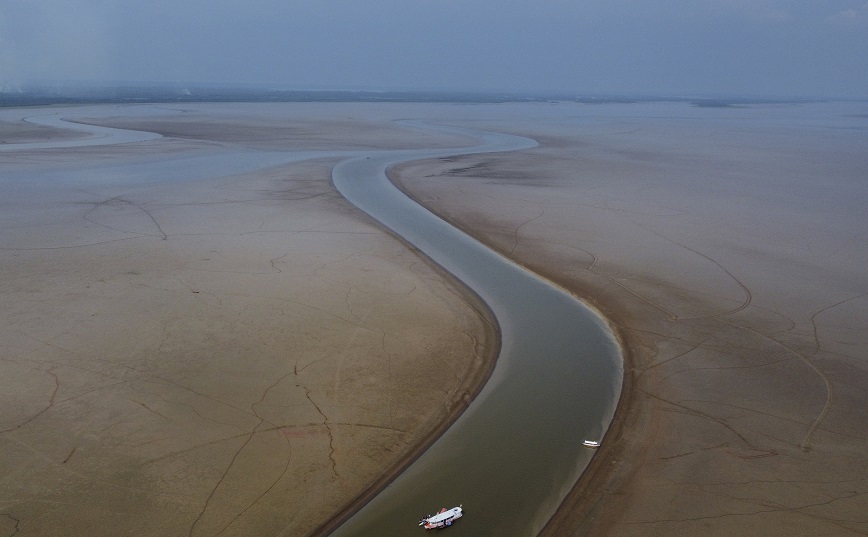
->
[4,108,622,537]
[329,123,622,537]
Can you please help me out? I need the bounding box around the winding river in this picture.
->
[3,106,623,537]
[329,123,622,536]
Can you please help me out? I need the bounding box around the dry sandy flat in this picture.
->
[0,104,493,537]
[0,120,91,144]
[392,101,868,536]
[3,101,865,537]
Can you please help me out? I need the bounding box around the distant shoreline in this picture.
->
[0,87,836,109]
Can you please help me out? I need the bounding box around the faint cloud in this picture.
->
[826,3,868,26]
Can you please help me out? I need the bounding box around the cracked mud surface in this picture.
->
[0,105,493,537]
[393,102,868,536]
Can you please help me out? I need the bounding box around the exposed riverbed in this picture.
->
[328,124,622,536]
[0,105,623,537]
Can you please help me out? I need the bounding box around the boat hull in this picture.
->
[420,506,463,529]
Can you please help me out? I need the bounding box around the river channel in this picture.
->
[329,123,622,536]
[4,107,623,537]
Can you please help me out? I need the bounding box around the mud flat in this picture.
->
[392,101,868,536]
[3,100,865,537]
[0,103,494,537]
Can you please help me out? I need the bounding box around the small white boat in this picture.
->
[419,505,463,529]
[582,440,600,448]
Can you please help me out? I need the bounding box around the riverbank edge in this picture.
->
[17,109,505,537]
[387,163,642,537]
[308,197,502,537]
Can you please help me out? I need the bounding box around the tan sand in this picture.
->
[391,101,868,536]
[0,105,493,537]
[3,101,865,537]
[0,119,91,144]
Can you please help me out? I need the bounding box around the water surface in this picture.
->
[329,124,622,536]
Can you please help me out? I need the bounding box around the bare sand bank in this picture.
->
[0,104,494,537]
[391,101,868,536]
[0,119,91,144]
[3,101,865,537]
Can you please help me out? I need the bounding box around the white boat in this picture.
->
[419,505,463,529]
[582,440,600,448]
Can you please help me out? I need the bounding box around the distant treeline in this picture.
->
[0,85,823,108]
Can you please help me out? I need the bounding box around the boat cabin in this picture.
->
[419,505,463,529]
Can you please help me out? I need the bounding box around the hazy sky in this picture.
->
[2,0,867,97]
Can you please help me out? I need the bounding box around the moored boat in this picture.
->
[419,505,463,529]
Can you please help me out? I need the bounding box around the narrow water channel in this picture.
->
[7,109,623,536]
[329,123,622,536]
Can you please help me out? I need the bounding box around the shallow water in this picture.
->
[329,125,622,536]
[0,108,163,150]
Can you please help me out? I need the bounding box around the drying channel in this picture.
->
[328,122,622,536]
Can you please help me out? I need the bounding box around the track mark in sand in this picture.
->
[343,285,362,323]
[213,442,294,537]
[138,432,259,468]
[808,294,865,355]
[640,387,777,458]
[640,338,710,373]
[508,207,545,255]
[132,198,168,239]
[719,319,834,452]
[679,477,865,487]
[83,196,169,240]
[292,351,339,479]
[0,236,142,251]
[539,236,678,320]
[269,252,289,274]
[618,504,783,526]
[189,373,298,536]
[301,385,339,478]
[61,446,77,464]
[794,293,865,451]
[604,273,680,321]
[130,399,173,422]
[1,513,21,536]
[210,376,295,536]
[677,397,824,447]
[0,367,60,434]
[332,422,408,434]
[636,223,752,318]
[627,490,868,534]
[660,451,695,460]
[659,356,793,385]
[187,432,258,537]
